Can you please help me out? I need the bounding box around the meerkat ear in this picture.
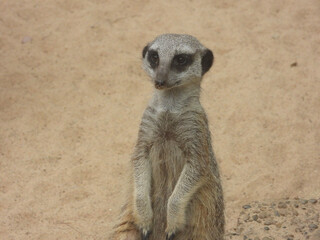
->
[201,49,214,75]
[142,45,149,58]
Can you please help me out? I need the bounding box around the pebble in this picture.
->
[259,212,268,219]
[300,199,308,204]
[290,62,298,67]
[309,199,318,204]
[310,213,319,222]
[264,219,274,225]
[285,234,294,240]
[278,209,287,216]
[243,204,252,209]
[278,202,287,208]
[309,224,318,230]
[253,215,258,221]
[264,227,270,231]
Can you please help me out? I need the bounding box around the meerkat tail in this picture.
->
[110,204,139,240]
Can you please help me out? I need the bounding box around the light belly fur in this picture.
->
[149,139,185,237]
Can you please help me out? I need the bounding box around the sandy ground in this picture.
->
[0,0,319,239]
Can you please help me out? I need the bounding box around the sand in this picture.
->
[0,0,319,239]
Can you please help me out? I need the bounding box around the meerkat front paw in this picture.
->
[140,230,151,240]
[133,195,153,239]
[165,197,186,239]
[166,233,176,240]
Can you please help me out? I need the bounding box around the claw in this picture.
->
[140,229,151,240]
[166,233,175,240]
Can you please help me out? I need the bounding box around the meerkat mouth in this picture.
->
[155,85,166,90]
[154,80,182,90]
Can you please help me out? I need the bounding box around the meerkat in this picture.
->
[111,34,224,240]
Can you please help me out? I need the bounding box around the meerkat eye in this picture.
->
[176,55,188,65]
[147,50,159,68]
[172,54,193,71]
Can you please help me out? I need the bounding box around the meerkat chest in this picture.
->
[141,108,202,157]
[148,111,189,162]
[151,111,181,143]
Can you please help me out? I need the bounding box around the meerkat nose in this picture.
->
[155,80,165,89]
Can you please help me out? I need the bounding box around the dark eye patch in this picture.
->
[171,54,193,72]
[147,50,159,69]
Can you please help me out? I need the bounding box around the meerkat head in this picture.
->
[142,34,213,90]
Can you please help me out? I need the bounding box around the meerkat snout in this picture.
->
[154,66,168,89]
[142,34,214,90]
